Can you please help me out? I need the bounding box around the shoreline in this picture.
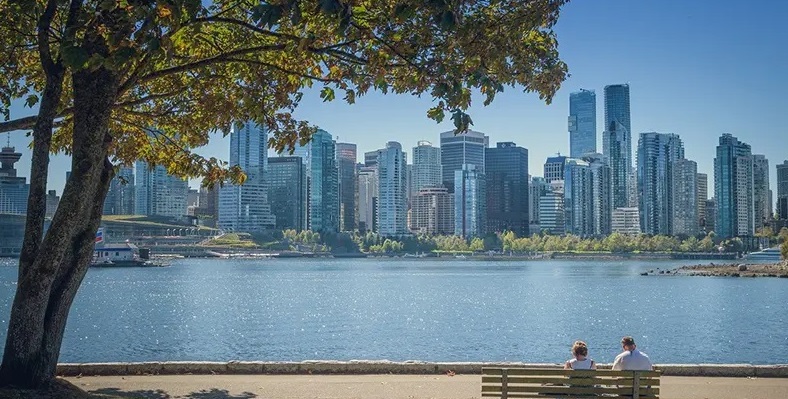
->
[643,262,788,277]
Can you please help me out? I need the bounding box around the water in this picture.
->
[1,257,786,364]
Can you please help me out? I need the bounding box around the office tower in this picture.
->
[603,84,631,209]
[364,150,379,167]
[485,142,529,236]
[697,173,708,233]
[0,145,28,215]
[612,208,641,235]
[752,155,771,230]
[194,186,219,224]
[627,167,638,208]
[539,180,565,235]
[568,89,597,158]
[529,177,549,235]
[376,141,408,236]
[267,156,306,231]
[714,134,754,238]
[306,129,340,232]
[405,162,413,205]
[410,187,454,235]
[543,155,567,183]
[357,166,378,233]
[440,129,488,192]
[588,154,612,236]
[45,190,59,218]
[412,141,442,192]
[454,164,486,237]
[672,159,699,236]
[102,166,135,215]
[336,142,357,232]
[637,132,684,235]
[218,121,275,231]
[135,161,188,217]
[778,161,788,219]
[705,198,717,234]
[563,154,611,237]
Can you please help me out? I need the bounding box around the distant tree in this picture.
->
[469,237,484,251]
[782,240,788,262]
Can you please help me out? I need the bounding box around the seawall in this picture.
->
[56,361,788,378]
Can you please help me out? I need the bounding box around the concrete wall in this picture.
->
[56,361,788,378]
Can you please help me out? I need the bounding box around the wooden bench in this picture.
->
[482,367,661,399]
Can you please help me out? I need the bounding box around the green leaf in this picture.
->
[320,87,335,102]
[60,45,90,69]
[24,94,39,108]
[426,106,445,123]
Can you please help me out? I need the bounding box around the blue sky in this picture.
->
[4,0,787,197]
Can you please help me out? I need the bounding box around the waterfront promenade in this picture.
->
[65,374,788,399]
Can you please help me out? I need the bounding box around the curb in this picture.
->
[56,361,788,378]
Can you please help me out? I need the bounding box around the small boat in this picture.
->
[455,254,468,260]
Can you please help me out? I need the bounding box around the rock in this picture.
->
[738,264,747,271]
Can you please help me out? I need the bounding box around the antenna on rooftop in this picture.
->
[5,132,9,147]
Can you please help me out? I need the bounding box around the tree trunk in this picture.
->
[0,62,119,388]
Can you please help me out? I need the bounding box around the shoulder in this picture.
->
[614,351,630,360]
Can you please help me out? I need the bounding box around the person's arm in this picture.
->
[611,354,623,371]
[564,360,572,370]
[590,360,596,370]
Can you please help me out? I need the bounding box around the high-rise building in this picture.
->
[0,145,28,215]
[45,190,59,218]
[377,141,408,236]
[539,180,565,235]
[103,166,135,215]
[440,129,488,192]
[672,159,699,236]
[777,161,788,220]
[590,156,613,236]
[135,162,188,217]
[637,132,684,235]
[364,150,379,167]
[752,154,771,230]
[705,198,717,234]
[357,165,378,233]
[267,156,306,231]
[454,164,486,237]
[714,133,754,238]
[529,177,549,234]
[413,141,442,192]
[336,142,357,232]
[563,154,611,237]
[603,84,631,210]
[568,89,597,158]
[485,142,529,236]
[627,167,638,208]
[306,130,339,232]
[410,187,454,235]
[543,155,567,183]
[218,121,275,231]
[612,207,641,235]
[697,173,708,233]
[194,186,219,224]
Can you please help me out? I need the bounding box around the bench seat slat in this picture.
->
[482,368,660,378]
[482,376,660,386]
[482,384,659,396]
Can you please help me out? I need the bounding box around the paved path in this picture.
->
[65,374,788,399]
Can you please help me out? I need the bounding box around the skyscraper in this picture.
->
[568,89,596,158]
[603,84,632,210]
[539,180,565,235]
[588,155,612,236]
[307,129,339,232]
[714,133,754,238]
[412,141,441,192]
[563,154,611,237]
[454,164,486,237]
[103,166,135,215]
[529,177,549,234]
[410,187,454,235]
[218,121,275,231]
[672,158,699,236]
[543,155,567,183]
[357,165,378,233]
[697,173,708,233]
[135,162,189,217]
[637,132,684,235]
[440,129,488,192]
[777,161,788,220]
[752,154,771,230]
[0,145,29,215]
[485,142,529,236]
[376,141,408,236]
[336,142,357,232]
[267,156,306,231]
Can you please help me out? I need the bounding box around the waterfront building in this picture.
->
[705,198,717,234]
[603,84,631,209]
[364,150,379,167]
[218,121,275,231]
[539,180,565,235]
[194,186,219,225]
[135,161,189,218]
[410,186,454,235]
[440,129,488,192]
[543,155,567,183]
[637,132,684,235]
[627,167,639,208]
[0,145,29,215]
[45,190,59,218]
[529,177,549,234]
[485,142,529,236]
[612,207,641,235]
[672,159,699,236]
[267,156,306,231]
[563,154,611,237]
[377,141,408,236]
[714,133,754,238]
[413,141,442,193]
[336,142,357,232]
[589,155,613,236]
[357,166,378,233]
[752,154,771,230]
[778,160,788,219]
[454,164,486,237]
[306,130,340,232]
[103,166,135,215]
[697,173,708,233]
[568,89,597,158]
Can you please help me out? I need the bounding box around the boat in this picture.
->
[455,254,468,260]
[91,242,160,267]
[743,247,782,262]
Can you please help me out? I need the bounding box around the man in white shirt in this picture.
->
[612,336,653,370]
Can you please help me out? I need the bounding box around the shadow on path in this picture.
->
[89,387,257,399]
[185,389,257,398]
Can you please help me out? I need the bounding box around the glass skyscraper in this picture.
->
[440,129,488,192]
[135,161,189,217]
[103,166,135,215]
[376,141,408,236]
[603,84,632,210]
[0,145,29,215]
[672,158,699,236]
[637,132,684,235]
[568,89,596,158]
[336,142,357,232]
[412,141,442,191]
[454,164,486,237]
[752,154,771,230]
[776,160,788,220]
[485,142,529,236]
[307,129,339,233]
[714,133,754,238]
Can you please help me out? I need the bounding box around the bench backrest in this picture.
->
[482,367,660,399]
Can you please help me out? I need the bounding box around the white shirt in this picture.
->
[568,358,595,370]
[612,349,653,371]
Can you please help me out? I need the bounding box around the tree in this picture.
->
[0,0,569,388]
[782,240,788,263]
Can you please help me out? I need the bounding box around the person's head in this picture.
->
[621,336,636,352]
[572,341,588,358]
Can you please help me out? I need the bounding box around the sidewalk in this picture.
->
[65,374,788,399]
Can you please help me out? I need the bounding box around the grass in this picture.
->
[202,233,259,248]
[100,215,217,231]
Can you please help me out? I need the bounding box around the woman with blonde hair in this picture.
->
[564,341,596,370]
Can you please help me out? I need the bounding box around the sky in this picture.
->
[4,0,787,198]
